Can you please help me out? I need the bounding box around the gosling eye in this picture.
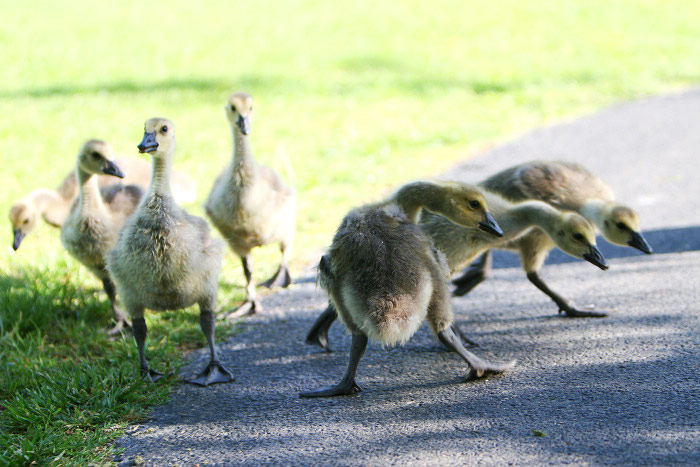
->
[573,233,585,242]
[469,200,481,210]
[23,219,30,225]
[616,222,626,230]
[90,151,100,159]
[160,125,168,134]
[230,105,237,112]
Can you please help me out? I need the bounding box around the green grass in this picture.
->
[1,0,699,463]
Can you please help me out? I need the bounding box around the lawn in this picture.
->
[1,0,699,463]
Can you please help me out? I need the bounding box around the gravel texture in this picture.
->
[116,88,700,465]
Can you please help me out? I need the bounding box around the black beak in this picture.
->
[103,160,125,178]
[627,230,652,254]
[582,245,609,270]
[13,228,25,251]
[137,132,158,153]
[236,114,251,135]
[478,211,504,237]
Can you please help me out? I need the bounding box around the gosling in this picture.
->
[453,160,648,317]
[300,181,512,398]
[60,140,142,334]
[9,156,197,250]
[306,189,607,350]
[107,118,232,387]
[205,92,297,320]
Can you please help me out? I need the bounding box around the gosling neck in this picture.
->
[76,166,104,214]
[231,124,254,171]
[392,182,444,223]
[580,199,608,230]
[148,154,173,197]
[27,189,68,227]
[506,201,562,236]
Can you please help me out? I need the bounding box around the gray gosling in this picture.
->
[9,156,197,251]
[306,189,606,351]
[453,160,648,317]
[205,92,297,320]
[60,140,143,334]
[300,181,513,398]
[107,118,232,387]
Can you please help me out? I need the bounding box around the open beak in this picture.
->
[236,114,251,135]
[582,244,609,270]
[478,211,504,237]
[12,228,25,251]
[627,231,652,254]
[103,160,125,178]
[137,132,158,153]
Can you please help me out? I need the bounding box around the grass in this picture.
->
[1,0,699,463]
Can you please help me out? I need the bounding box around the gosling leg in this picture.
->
[526,271,609,318]
[300,333,368,398]
[187,308,234,387]
[437,326,515,381]
[102,277,131,335]
[452,251,492,297]
[132,314,163,382]
[262,242,292,289]
[305,303,338,351]
[226,255,262,320]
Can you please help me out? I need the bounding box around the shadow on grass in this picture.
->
[0,75,307,99]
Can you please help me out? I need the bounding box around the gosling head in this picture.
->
[554,212,608,270]
[225,92,253,135]
[600,204,652,254]
[436,182,504,237]
[138,118,175,158]
[78,140,124,178]
[9,202,36,250]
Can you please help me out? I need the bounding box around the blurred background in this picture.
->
[1,0,699,462]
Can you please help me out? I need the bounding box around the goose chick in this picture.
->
[453,161,647,317]
[9,156,197,250]
[480,160,651,253]
[205,92,297,320]
[107,118,232,386]
[300,181,512,398]
[60,140,143,334]
[306,190,606,350]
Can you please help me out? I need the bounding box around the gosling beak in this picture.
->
[582,245,609,271]
[137,132,158,153]
[103,160,125,178]
[627,230,652,254]
[236,114,251,135]
[478,211,504,237]
[12,228,25,251]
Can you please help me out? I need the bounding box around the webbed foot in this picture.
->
[464,358,516,381]
[299,380,362,398]
[560,306,609,318]
[186,361,234,387]
[452,268,485,297]
[306,326,331,351]
[106,317,131,337]
[224,299,262,321]
[262,266,292,289]
[305,305,337,352]
[140,367,164,383]
[451,324,479,348]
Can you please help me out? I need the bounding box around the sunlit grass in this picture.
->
[1,0,699,463]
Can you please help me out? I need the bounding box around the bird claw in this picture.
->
[299,380,362,398]
[223,299,262,321]
[186,361,234,387]
[141,367,164,383]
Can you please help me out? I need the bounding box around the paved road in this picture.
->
[116,88,700,465]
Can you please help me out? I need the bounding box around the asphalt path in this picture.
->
[116,88,700,465]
